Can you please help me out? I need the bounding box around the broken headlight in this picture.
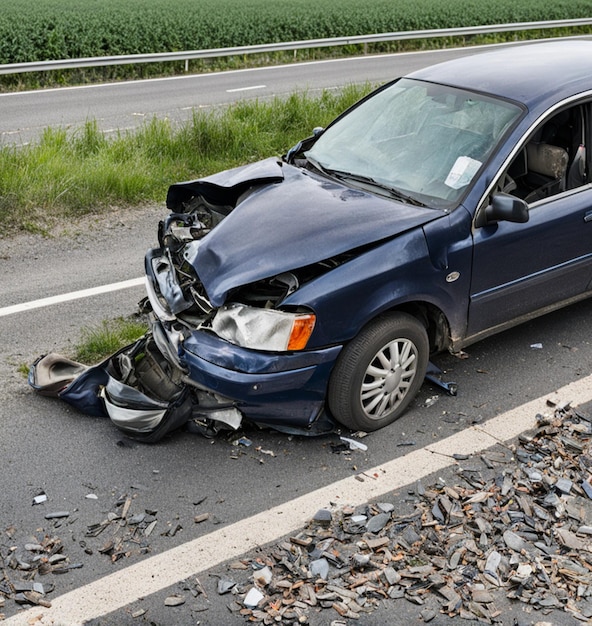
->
[211,304,315,351]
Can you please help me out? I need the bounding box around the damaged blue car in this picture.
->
[31,40,592,440]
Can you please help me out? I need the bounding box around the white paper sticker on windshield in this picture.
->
[445,156,482,189]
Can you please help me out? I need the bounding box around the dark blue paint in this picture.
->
[151,40,592,430]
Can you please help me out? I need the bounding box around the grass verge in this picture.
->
[73,317,148,364]
[0,85,370,236]
[18,316,148,377]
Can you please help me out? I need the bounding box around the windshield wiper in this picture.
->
[335,171,428,207]
[305,155,332,177]
[306,155,428,207]
[382,186,428,208]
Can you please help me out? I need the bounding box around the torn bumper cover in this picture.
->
[29,318,341,442]
[29,336,194,443]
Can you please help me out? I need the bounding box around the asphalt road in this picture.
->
[0,44,523,145]
[2,43,592,625]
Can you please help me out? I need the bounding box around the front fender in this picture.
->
[284,227,471,347]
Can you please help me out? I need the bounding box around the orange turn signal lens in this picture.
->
[287,314,316,351]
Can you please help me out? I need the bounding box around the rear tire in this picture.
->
[328,313,428,431]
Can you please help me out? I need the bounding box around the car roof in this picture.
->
[408,40,592,109]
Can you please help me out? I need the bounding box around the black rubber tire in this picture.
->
[327,313,429,432]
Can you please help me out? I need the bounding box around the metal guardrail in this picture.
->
[1,18,591,75]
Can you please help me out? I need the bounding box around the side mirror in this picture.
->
[484,193,529,224]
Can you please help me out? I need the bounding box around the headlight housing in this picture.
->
[212,303,316,351]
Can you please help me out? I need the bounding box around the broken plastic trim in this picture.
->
[425,361,458,396]
[100,383,167,433]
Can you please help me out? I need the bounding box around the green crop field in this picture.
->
[1,0,591,64]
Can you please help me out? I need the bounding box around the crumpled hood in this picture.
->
[184,159,442,306]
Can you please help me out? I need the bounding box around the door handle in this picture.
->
[585,211,592,223]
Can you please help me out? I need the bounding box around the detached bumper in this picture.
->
[180,329,342,429]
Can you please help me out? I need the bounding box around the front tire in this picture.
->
[327,313,428,431]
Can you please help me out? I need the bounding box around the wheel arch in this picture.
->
[379,300,452,355]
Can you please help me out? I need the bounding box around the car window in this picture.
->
[497,103,590,204]
[305,78,522,210]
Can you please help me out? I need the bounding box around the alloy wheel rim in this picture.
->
[360,337,418,420]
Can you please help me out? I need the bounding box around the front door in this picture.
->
[468,102,592,337]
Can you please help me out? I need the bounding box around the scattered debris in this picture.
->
[425,362,458,396]
[339,437,368,452]
[217,404,592,624]
[43,511,69,520]
[243,587,265,608]
[0,533,72,612]
[424,395,439,408]
[256,447,276,457]
[5,403,592,623]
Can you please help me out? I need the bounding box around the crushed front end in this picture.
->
[141,163,342,435]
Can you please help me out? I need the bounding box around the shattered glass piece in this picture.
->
[243,587,265,608]
[352,553,371,568]
[401,526,422,546]
[431,502,445,522]
[217,578,236,595]
[312,509,332,525]
[503,530,535,555]
[254,566,272,587]
[581,480,592,499]
[377,502,395,513]
[383,567,401,585]
[484,551,501,576]
[542,492,562,508]
[310,558,329,580]
[340,436,368,451]
[366,513,390,533]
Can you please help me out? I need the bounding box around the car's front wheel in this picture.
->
[328,313,428,431]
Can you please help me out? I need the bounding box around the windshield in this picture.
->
[305,78,522,208]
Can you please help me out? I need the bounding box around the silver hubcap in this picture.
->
[360,338,418,420]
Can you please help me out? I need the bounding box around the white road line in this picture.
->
[8,373,592,626]
[0,277,145,318]
[226,84,267,93]
[0,41,535,100]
